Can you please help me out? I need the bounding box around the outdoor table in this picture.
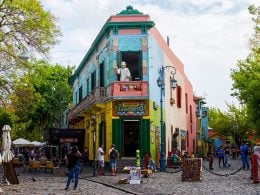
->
[29,161,41,172]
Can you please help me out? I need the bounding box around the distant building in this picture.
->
[194,96,212,157]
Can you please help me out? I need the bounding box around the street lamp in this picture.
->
[157,65,177,171]
[91,114,98,177]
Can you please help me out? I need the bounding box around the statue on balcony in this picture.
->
[117,61,131,81]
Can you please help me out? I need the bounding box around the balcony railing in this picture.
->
[68,87,107,120]
[112,81,149,98]
[68,81,149,120]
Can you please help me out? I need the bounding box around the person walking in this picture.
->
[224,141,231,167]
[108,144,119,176]
[217,146,225,167]
[65,146,82,191]
[240,142,250,170]
[98,145,105,176]
[207,146,214,170]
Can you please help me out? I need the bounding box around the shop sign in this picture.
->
[113,101,148,116]
[129,167,141,184]
[60,138,78,143]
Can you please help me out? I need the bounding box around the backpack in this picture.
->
[110,149,118,160]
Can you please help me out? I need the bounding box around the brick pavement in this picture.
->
[0,158,259,195]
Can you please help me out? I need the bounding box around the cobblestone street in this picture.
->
[0,158,259,195]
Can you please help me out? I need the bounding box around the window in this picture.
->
[193,139,195,154]
[187,131,189,148]
[176,85,182,108]
[91,70,96,91]
[99,62,105,87]
[185,93,188,113]
[117,51,142,81]
[86,78,89,95]
[79,86,82,101]
[75,91,78,104]
[190,105,192,123]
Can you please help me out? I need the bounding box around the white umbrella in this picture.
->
[1,125,19,185]
[12,138,33,147]
[1,125,14,163]
[31,141,44,147]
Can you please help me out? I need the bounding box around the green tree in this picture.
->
[0,107,11,129]
[0,0,61,104]
[10,61,72,140]
[231,5,260,132]
[208,104,249,147]
[208,107,231,136]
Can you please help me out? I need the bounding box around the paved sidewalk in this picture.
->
[0,158,259,195]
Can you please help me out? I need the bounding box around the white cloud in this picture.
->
[43,0,258,110]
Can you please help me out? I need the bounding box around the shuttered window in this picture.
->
[176,85,182,108]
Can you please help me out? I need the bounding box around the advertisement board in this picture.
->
[129,167,141,184]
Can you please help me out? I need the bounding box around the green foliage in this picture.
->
[10,61,72,140]
[0,0,61,104]
[208,107,232,136]
[231,5,260,132]
[0,107,11,129]
[208,104,250,146]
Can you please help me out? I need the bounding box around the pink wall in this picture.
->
[118,29,141,35]
[150,27,184,75]
[150,27,197,155]
[108,15,151,22]
[184,76,197,154]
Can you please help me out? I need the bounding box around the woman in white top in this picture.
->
[97,145,105,175]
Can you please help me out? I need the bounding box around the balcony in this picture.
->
[68,81,149,121]
[112,81,149,99]
[68,87,107,120]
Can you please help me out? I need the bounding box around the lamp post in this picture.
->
[157,66,177,171]
[91,114,98,177]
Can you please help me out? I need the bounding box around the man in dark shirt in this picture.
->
[65,146,82,190]
[240,142,250,170]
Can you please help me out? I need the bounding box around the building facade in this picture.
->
[67,6,197,165]
[194,96,212,157]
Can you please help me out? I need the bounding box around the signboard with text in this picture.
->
[113,101,149,116]
[129,167,141,184]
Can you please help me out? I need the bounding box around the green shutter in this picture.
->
[141,119,150,157]
[112,119,122,155]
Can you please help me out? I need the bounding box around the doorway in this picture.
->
[123,120,140,157]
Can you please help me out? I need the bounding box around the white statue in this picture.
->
[117,61,131,81]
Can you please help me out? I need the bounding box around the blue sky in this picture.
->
[43,0,259,110]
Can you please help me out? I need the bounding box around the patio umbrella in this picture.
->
[31,141,44,147]
[1,125,19,184]
[12,138,33,147]
[2,125,14,163]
